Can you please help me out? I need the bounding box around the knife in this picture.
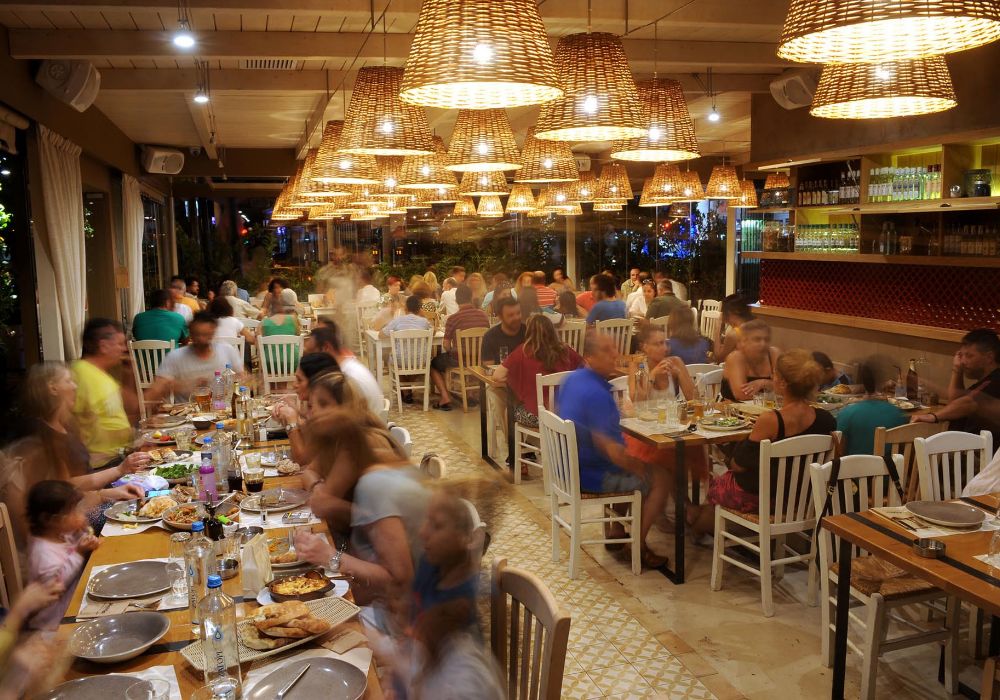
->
[276,664,310,699]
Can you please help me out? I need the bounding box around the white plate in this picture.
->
[255,578,349,606]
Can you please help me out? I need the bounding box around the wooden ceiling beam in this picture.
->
[179,148,296,176]
[0,0,422,12]
[185,92,218,161]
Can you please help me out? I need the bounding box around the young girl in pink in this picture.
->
[26,480,99,629]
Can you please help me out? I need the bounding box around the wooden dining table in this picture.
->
[467,365,516,473]
[52,438,384,699]
[823,493,1000,700]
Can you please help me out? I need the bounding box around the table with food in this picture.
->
[44,399,381,700]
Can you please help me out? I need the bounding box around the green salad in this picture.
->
[153,463,195,480]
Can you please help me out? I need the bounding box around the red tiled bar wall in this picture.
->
[759,259,1000,331]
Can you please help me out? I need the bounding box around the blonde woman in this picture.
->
[466,272,487,308]
[422,270,440,298]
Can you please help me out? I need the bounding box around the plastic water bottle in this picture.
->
[198,574,243,697]
[212,423,230,493]
[634,361,649,401]
[185,521,217,625]
[221,363,236,408]
[198,440,216,502]
[211,370,226,411]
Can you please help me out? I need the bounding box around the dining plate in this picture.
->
[241,488,308,513]
[139,431,176,445]
[88,560,171,600]
[698,418,750,432]
[104,501,162,524]
[34,675,143,699]
[905,500,986,529]
[244,657,367,700]
[145,414,188,429]
[256,578,349,606]
[69,611,170,664]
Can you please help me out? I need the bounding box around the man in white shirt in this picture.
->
[439,277,459,316]
[305,322,386,417]
[146,312,244,402]
[356,269,381,305]
[220,280,261,320]
[170,279,194,323]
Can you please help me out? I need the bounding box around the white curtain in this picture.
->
[37,125,86,359]
[122,174,145,324]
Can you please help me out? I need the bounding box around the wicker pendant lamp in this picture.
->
[477,195,505,218]
[810,55,957,119]
[339,66,435,156]
[649,163,682,200]
[706,164,741,200]
[506,183,537,213]
[406,196,431,210]
[452,196,478,216]
[610,78,700,162]
[313,119,381,185]
[381,196,410,215]
[732,180,759,209]
[594,163,633,202]
[638,177,672,208]
[540,183,575,210]
[447,109,521,172]
[674,170,705,202]
[371,156,406,198]
[309,205,343,221]
[569,170,598,203]
[289,156,320,208]
[526,206,552,218]
[778,0,1000,64]
[515,129,579,183]
[348,184,383,207]
[423,186,460,204]
[764,171,791,189]
[398,136,458,190]
[534,32,646,142]
[399,0,561,109]
[559,202,584,216]
[459,170,510,196]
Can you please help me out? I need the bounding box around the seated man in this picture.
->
[381,295,433,400]
[305,323,385,417]
[558,333,669,570]
[169,278,195,322]
[131,289,188,345]
[911,328,1000,447]
[645,279,686,320]
[439,277,459,316]
[356,269,381,305]
[531,271,557,309]
[812,351,851,391]
[836,362,906,456]
[585,274,627,324]
[146,312,243,402]
[429,284,488,411]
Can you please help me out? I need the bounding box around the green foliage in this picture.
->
[239,225,277,293]
[176,221,239,288]
[374,237,556,284]
[0,187,16,339]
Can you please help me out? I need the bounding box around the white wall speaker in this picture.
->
[35,60,101,112]
[769,69,820,110]
[141,146,185,175]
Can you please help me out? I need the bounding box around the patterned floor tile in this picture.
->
[560,671,605,700]
[630,657,692,687]
[587,663,654,696]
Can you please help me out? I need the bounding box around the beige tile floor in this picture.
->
[393,400,990,700]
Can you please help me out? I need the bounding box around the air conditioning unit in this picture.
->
[573,153,592,172]
[35,60,101,112]
[769,68,820,110]
[141,146,185,175]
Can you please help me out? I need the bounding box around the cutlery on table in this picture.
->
[276,664,310,700]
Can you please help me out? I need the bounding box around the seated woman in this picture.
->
[836,361,906,456]
[209,296,255,345]
[715,294,754,363]
[271,352,339,464]
[690,349,835,535]
[555,290,585,319]
[627,280,655,320]
[721,319,781,402]
[261,288,301,376]
[515,285,540,318]
[667,306,712,365]
[466,272,487,308]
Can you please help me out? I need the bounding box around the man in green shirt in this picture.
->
[132,289,188,344]
[645,280,686,320]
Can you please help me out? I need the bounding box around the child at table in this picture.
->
[25,480,99,629]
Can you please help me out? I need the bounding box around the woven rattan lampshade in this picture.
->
[381,196,410,215]
[371,156,406,198]
[610,78,700,162]
[477,195,505,218]
[340,66,435,156]
[314,120,381,185]
[811,55,957,119]
[639,177,672,208]
[459,170,510,196]
[706,165,741,200]
[447,109,521,172]
[764,171,791,189]
[399,0,561,109]
[452,196,477,216]
[398,136,458,190]
[540,183,575,210]
[558,202,584,216]
[289,158,319,209]
[308,205,342,221]
[569,170,598,203]
[778,0,1000,64]
[732,180,759,209]
[674,170,705,202]
[423,186,460,204]
[515,129,579,183]
[534,32,646,142]
[649,163,681,200]
[505,183,537,212]
[594,163,633,202]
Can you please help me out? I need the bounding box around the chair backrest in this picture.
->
[609,375,629,409]
[455,326,488,371]
[0,502,22,609]
[759,433,835,525]
[649,316,669,333]
[389,425,412,458]
[535,371,573,416]
[873,421,949,502]
[670,279,688,301]
[307,293,326,308]
[555,319,586,355]
[694,367,724,401]
[685,363,720,380]
[594,318,632,357]
[491,557,571,700]
[914,429,993,501]
[256,334,303,385]
[379,397,391,424]
[215,336,245,358]
[810,454,906,566]
[700,309,722,341]
[463,498,489,560]
[388,328,434,374]
[242,317,261,332]
[129,339,174,388]
[539,409,581,502]
[700,299,721,314]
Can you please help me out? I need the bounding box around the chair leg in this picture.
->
[513,428,522,485]
[969,605,986,659]
[806,541,819,608]
[945,596,961,695]
[630,495,642,576]
[541,450,552,497]
[710,507,725,592]
[395,378,404,415]
[568,514,579,580]
[422,376,430,411]
[860,594,887,700]
[760,532,775,618]
[820,578,833,667]
[774,535,786,580]
[551,498,560,564]
[460,374,469,412]
[982,656,1000,700]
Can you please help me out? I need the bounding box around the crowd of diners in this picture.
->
[0,258,998,698]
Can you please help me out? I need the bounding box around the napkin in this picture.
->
[100,519,169,538]
[77,558,187,619]
[243,647,373,691]
[320,628,368,655]
[129,665,183,700]
[241,533,272,597]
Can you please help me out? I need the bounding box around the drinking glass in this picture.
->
[244,466,264,494]
[193,387,212,413]
[243,452,261,470]
[166,563,188,606]
[174,427,195,452]
[168,532,191,568]
[126,679,170,700]
[191,678,240,700]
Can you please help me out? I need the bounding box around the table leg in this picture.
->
[832,537,852,700]
[505,386,515,471]
[654,438,687,585]
[478,378,505,473]
[374,340,384,390]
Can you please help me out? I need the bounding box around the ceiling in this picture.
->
[0,0,796,175]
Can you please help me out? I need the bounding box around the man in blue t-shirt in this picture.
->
[585,274,627,324]
[836,363,906,455]
[558,333,669,570]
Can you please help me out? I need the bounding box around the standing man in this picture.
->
[429,283,489,411]
[355,269,381,305]
[586,274,627,324]
[72,319,135,468]
[304,322,385,416]
[558,333,669,570]
[146,312,243,402]
[912,329,1000,446]
[449,266,467,285]
[532,272,558,309]
[131,289,188,345]
[645,279,686,320]
[439,277,459,316]
[621,267,641,298]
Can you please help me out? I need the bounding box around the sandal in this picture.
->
[641,548,670,570]
[432,401,453,411]
[604,524,628,551]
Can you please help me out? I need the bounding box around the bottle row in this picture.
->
[869,222,1000,256]
[867,165,943,202]
[796,173,861,206]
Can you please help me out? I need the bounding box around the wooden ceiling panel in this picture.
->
[93,92,200,147]
[212,12,241,31]
[239,12,266,31]
[99,9,135,29]
[263,13,293,31]
[314,14,345,32]
[0,10,28,28]
[8,9,54,27]
[209,92,319,148]
[129,10,164,30]
[289,14,321,31]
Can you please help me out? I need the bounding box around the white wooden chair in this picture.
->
[670,279,688,301]
[609,374,629,409]
[872,422,949,502]
[535,371,573,495]
[0,503,23,609]
[710,433,835,616]
[513,370,573,488]
[915,430,993,502]
[649,316,669,334]
[694,367,724,401]
[378,397,391,425]
[700,299,721,314]
[446,326,487,412]
[491,557,571,700]
[257,335,303,395]
[810,456,960,700]
[129,339,175,420]
[389,425,412,458]
[388,328,434,412]
[355,301,380,358]
[595,318,633,358]
[685,363,721,381]
[700,309,722,343]
[540,409,641,579]
[555,319,586,355]
[215,336,245,360]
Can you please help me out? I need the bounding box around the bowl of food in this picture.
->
[267,570,334,602]
[191,414,217,430]
[161,502,207,531]
[151,462,196,484]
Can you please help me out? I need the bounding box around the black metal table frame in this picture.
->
[477,375,515,473]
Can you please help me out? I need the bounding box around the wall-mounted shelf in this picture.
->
[752,305,966,343]
[742,251,1000,268]
[747,196,1000,216]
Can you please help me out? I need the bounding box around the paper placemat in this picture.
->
[873,506,1000,539]
[77,558,186,618]
[620,418,750,441]
[244,647,373,692]
[101,519,170,537]
[237,509,320,530]
[973,553,1000,568]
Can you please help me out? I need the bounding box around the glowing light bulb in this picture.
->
[580,188,590,197]
[874,65,893,81]
[339,158,352,170]
[173,23,195,49]
[421,164,431,176]
[472,43,493,65]
[385,177,397,188]
[193,90,209,104]
[542,158,553,169]
[707,109,721,123]
[381,120,395,135]
[610,185,619,194]
[581,95,598,114]
[479,175,488,186]
[477,142,489,155]
[648,126,662,141]
[556,193,566,203]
